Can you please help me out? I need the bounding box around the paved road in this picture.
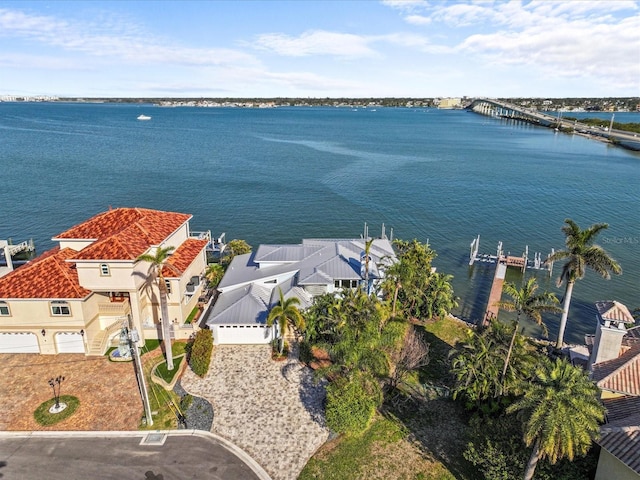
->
[0,431,270,480]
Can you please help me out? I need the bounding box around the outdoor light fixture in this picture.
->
[41,329,46,336]
[80,329,84,336]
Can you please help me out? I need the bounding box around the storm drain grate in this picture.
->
[140,433,168,446]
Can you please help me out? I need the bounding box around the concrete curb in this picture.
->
[0,429,272,480]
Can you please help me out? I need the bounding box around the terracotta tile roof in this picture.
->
[73,223,158,261]
[595,300,636,324]
[0,247,92,299]
[598,426,640,474]
[592,345,640,396]
[162,239,208,278]
[624,325,640,348]
[60,208,192,262]
[54,207,190,242]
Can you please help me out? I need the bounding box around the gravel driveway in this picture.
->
[181,345,328,480]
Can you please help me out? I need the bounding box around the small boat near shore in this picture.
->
[137,114,151,121]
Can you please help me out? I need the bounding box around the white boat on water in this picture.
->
[137,114,151,121]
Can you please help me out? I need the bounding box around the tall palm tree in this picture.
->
[496,277,561,379]
[363,237,374,295]
[137,245,176,370]
[507,357,605,480]
[546,219,622,348]
[266,288,305,355]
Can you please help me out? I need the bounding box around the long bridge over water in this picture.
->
[468,98,640,151]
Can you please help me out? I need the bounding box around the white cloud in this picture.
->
[252,30,378,58]
[405,14,432,25]
[458,13,640,90]
[0,7,260,68]
[380,0,430,12]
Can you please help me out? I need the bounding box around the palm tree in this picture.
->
[362,237,374,295]
[546,219,622,348]
[451,327,505,404]
[496,277,561,380]
[507,357,605,480]
[266,288,305,355]
[204,263,224,289]
[137,245,176,370]
[424,272,458,320]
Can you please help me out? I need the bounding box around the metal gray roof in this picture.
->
[254,244,323,263]
[217,252,298,291]
[206,283,271,326]
[210,237,397,328]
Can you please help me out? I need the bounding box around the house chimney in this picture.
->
[589,301,635,369]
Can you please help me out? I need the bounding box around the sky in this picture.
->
[1,0,639,98]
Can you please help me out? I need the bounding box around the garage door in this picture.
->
[0,332,40,353]
[213,325,275,345]
[55,332,85,353]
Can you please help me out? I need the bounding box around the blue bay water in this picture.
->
[0,102,638,344]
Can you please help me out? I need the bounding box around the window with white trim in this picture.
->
[51,301,71,316]
[100,264,110,276]
[0,301,10,316]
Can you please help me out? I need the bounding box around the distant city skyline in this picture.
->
[1,0,638,98]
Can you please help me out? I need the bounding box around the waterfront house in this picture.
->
[205,237,396,345]
[0,207,209,355]
[586,301,640,479]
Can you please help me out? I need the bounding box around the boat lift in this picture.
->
[469,235,554,276]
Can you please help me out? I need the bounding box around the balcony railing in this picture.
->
[98,301,131,317]
[190,230,211,241]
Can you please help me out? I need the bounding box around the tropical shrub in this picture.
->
[189,328,213,377]
[325,372,382,436]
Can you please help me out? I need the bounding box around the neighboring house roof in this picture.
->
[603,396,640,427]
[54,207,191,244]
[0,207,198,300]
[592,345,640,396]
[598,425,640,474]
[162,239,208,278]
[66,208,192,261]
[595,300,636,324]
[623,325,640,348]
[0,247,92,299]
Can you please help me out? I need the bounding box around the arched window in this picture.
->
[0,301,10,316]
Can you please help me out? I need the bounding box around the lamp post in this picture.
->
[126,315,153,427]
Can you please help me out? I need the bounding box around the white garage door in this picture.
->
[55,332,85,353]
[0,332,40,353]
[213,325,274,345]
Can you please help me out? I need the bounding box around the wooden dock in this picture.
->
[469,235,555,326]
[483,259,507,325]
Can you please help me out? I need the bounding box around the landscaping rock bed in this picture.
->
[173,380,213,431]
